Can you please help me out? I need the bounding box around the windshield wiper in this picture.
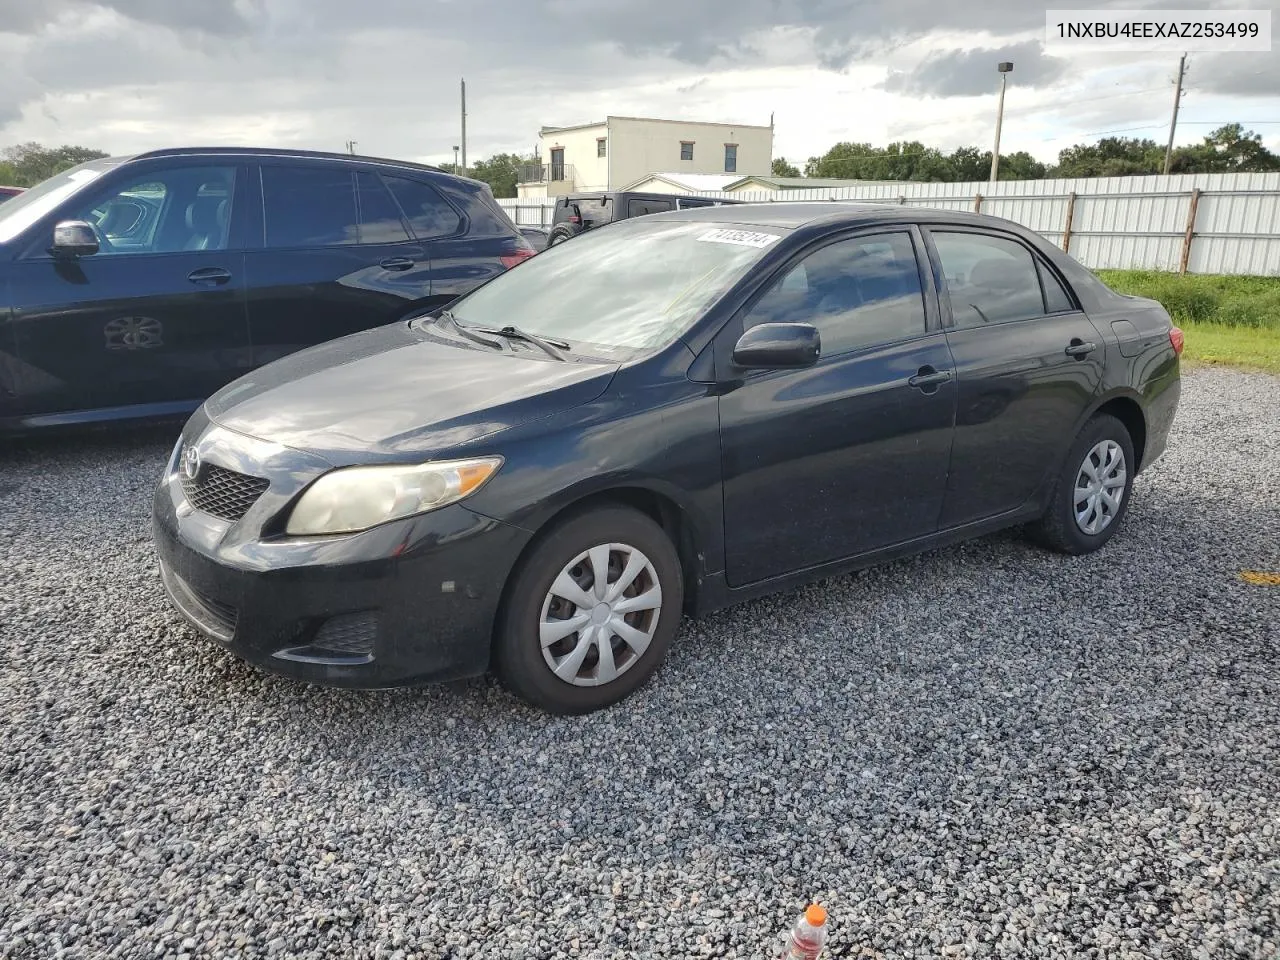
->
[467,324,570,361]
[438,309,503,349]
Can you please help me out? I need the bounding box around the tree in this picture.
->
[465,152,533,198]
[1050,137,1163,178]
[0,161,18,186]
[771,157,801,177]
[1,143,109,186]
[998,151,1047,180]
[1169,124,1280,173]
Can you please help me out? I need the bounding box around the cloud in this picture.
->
[881,41,1068,98]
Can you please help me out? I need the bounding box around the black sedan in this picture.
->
[152,203,1182,714]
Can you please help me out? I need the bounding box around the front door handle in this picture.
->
[379,257,415,272]
[908,366,954,392]
[187,267,232,286]
[1065,339,1097,359]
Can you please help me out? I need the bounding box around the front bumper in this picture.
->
[151,419,532,688]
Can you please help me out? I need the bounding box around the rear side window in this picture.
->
[262,165,358,248]
[931,231,1046,327]
[628,198,675,217]
[383,176,461,239]
[1039,261,1075,313]
[356,172,411,244]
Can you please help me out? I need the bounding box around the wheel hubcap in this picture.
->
[539,542,662,687]
[1074,439,1127,535]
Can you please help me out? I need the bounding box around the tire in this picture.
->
[494,506,683,714]
[1029,413,1136,555]
[546,228,574,247]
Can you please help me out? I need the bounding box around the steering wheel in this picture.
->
[86,218,116,254]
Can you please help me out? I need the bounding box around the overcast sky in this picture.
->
[0,0,1277,169]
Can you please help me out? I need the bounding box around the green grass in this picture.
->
[1096,270,1280,374]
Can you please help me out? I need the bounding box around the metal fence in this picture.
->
[498,172,1280,276]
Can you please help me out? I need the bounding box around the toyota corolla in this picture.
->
[152,203,1181,714]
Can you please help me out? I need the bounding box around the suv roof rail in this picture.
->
[128,146,447,174]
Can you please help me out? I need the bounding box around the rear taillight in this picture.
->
[1169,326,1185,355]
[500,245,536,269]
[568,215,581,224]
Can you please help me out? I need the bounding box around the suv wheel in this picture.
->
[546,227,574,247]
[494,506,683,714]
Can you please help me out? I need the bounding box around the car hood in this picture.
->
[204,321,618,462]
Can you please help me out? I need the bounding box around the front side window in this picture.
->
[70,165,237,255]
[262,165,358,248]
[724,144,738,173]
[743,232,927,357]
[448,219,783,353]
[681,141,694,161]
[931,231,1047,327]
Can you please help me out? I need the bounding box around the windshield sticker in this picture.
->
[696,228,780,248]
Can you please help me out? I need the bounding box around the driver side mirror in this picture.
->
[51,220,99,258]
[731,322,821,370]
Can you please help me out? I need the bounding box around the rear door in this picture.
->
[923,226,1106,528]
[247,161,430,369]
[7,159,251,417]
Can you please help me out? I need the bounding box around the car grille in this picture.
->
[180,463,269,523]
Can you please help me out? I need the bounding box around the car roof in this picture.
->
[122,146,455,179]
[649,201,1020,231]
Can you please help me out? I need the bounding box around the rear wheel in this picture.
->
[1030,413,1136,555]
[494,506,683,714]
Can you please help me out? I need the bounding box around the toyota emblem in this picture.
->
[181,444,201,481]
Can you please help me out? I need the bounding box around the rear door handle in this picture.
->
[1065,339,1097,358]
[908,367,953,391]
[187,267,232,286]
[379,257,415,272]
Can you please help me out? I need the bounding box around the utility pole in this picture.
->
[989,61,1013,182]
[460,78,467,178]
[453,145,460,174]
[1163,54,1187,175]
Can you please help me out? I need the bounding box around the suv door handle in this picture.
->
[187,267,232,286]
[1065,339,1097,358]
[379,257,415,271]
[908,366,953,392]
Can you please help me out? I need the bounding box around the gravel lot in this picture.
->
[2,366,1278,960]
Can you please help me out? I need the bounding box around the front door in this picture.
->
[924,227,1106,528]
[718,229,958,587]
[247,163,433,369]
[7,161,251,419]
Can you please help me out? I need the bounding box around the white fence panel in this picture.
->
[499,172,1280,275]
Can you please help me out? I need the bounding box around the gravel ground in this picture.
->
[2,366,1278,960]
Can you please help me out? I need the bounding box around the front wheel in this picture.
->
[1029,413,1136,555]
[494,506,683,714]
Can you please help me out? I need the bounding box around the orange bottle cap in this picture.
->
[805,904,827,926]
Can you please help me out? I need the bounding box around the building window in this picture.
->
[680,141,694,161]
[724,144,737,173]
[597,138,607,158]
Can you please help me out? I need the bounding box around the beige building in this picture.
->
[720,176,872,195]
[517,116,773,198]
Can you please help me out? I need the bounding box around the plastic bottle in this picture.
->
[777,903,828,959]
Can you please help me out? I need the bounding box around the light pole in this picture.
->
[989,61,1013,183]
[453,145,460,174]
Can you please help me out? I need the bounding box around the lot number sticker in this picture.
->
[697,228,781,248]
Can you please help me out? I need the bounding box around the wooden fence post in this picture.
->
[973,193,983,213]
[1179,188,1201,274]
[899,195,906,205]
[1062,192,1077,253]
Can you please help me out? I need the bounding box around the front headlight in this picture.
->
[285,456,503,536]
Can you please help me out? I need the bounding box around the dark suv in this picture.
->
[0,147,534,433]
[546,191,740,247]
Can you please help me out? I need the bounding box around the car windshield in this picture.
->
[0,158,124,244]
[448,218,784,351]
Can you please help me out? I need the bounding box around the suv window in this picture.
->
[931,231,1047,327]
[743,231,927,357]
[382,175,461,239]
[355,172,411,244]
[263,165,358,248]
[71,165,236,255]
[628,198,675,217]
